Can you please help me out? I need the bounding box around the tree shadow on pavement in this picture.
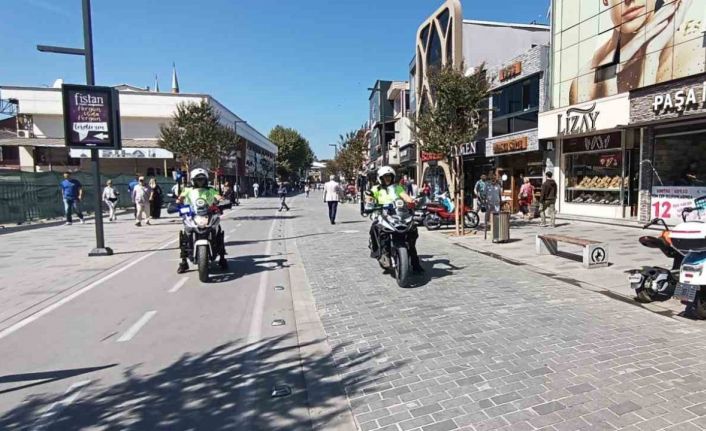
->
[408,255,465,288]
[0,335,402,431]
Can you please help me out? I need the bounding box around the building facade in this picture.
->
[0,85,276,193]
[539,0,706,222]
[413,0,550,194]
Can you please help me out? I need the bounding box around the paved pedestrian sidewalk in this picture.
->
[0,213,188,333]
[440,214,686,318]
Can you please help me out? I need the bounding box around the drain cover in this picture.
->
[274,285,285,291]
[271,319,286,326]
[271,385,292,397]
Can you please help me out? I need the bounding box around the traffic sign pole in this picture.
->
[82,0,111,256]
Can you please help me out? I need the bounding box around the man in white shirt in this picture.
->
[323,175,342,225]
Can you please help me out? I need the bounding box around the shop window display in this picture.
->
[565,150,627,205]
[652,130,706,187]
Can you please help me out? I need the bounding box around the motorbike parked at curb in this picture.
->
[366,199,415,288]
[423,194,479,230]
[669,197,706,318]
[169,198,230,283]
[627,217,682,303]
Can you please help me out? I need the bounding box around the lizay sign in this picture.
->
[652,82,706,115]
[557,103,599,136]
[62,84,121,150]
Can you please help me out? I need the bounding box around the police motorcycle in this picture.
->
[627,218,682,303]
[669,196,706,318]
[168,197,230,283]
[365,198,416,288]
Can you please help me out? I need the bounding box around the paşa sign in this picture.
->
[652,82,706,115]
[62,84,121,150]
[557,103,599,136]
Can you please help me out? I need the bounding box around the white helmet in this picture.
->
[377,166,396,182]
[190,168,209,187]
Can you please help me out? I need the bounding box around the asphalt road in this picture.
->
[0,197,319,431]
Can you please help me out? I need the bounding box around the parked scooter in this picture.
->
[366,199,416,288]
[423,193,479,230]
[627,217,682,303]
[669,197,706,318]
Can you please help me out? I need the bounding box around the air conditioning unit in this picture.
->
[17,130,31,138]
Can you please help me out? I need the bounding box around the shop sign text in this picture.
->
[493,136,528,154]
[563,132,621,153]
[421,151,444,162]
[460,142,477,156]
[499,62,522,82]
[651,186,706,223]
[557,103,599,136]
[652,82,706,115]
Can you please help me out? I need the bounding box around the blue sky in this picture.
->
[3,0,550,159]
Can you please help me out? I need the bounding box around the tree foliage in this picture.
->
[158,101,236,175]
[413,64,489,157]
[332,127,367,181]
[268,125,314,180]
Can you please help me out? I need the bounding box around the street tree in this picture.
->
[158,100,223,175]
[268,125,314,181]
[334,127,367,181]
[413,63,489,235]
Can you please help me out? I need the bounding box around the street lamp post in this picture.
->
[329,143,338,157]
[38,0,111,256]
[234,120,247,192]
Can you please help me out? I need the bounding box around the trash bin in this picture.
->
[492,211,511,243]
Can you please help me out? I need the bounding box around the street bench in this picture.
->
[536,234,609,269]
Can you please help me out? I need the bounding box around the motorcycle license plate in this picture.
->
[674,283,699,302]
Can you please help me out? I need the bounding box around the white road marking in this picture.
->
[31,380,92,431]
[117,310,157,342]
[0,238,178,340]
[247,213,279,344]
[169,277,189,293]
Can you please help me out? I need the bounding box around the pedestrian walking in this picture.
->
[148,178,163,220]
[59,172,85,225]
[473,174,488,212]
[278,182,290,212]
[540,172,558,228]
[486,174,503,213]
[128,174,140,217]
[102,179,119,222]
[519,177,535,221]
[305,183,310,198]
[132,176,151,226]
[253,182,259,198]
[323,175,342,225]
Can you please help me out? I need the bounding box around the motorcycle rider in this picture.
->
[366,166,424,273]
[176,168,226,274]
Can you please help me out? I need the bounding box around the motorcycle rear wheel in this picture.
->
[424,214,441,231]
[464,212,480,229]
[694,292,706,319]
[395,247,410,288]
[197,245,209,283]
[635,288,654,304]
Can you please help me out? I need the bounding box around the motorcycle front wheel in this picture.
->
[424,214,441,231]
[464,212,480,229]
[197,244,209,283]
[394,247,410,288]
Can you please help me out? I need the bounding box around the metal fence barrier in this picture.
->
[0,172,171,225]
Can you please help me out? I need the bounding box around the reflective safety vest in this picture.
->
[371,184,406,205]
[179,187,220,206]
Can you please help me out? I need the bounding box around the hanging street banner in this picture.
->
[62,84,121,150]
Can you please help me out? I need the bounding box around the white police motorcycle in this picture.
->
[366,199,415,288]
[669,197,706,318]
[169,198,230,282]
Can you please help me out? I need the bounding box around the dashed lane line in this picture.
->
[31,379,92,431]
[0,238,178,341]
[168,278,189,294]
[116,310,157,343]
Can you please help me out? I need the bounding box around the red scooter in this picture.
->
[423,198,480,230]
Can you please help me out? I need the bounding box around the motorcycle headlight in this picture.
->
[194,215,209,227]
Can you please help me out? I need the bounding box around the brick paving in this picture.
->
[290,195,706,431]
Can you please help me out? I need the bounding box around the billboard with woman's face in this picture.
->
[552,0,706,108]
